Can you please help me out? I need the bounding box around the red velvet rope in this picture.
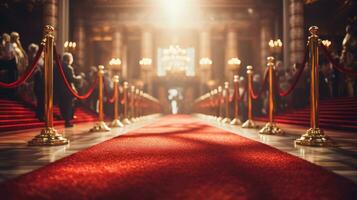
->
[0,45,44,88]
[104,84,116,104]
[250,69,269,100]
[54,48,98,100]
[277,49,309,97]
[320,44,357,77]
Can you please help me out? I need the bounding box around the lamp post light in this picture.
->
[199,57,213,92]
[109,58,122,75]
[139,57,153,93]
[322,39,332,49]
[64,41,76,53]
[227,57,241,76]
[268,39,283,59]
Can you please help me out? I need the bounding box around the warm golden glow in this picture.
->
[227,57,241,65]
[139,58,152,66]
[109,58,122,66]
[156,0,198,27]
[199,57,213,65]
[322,39,331,48]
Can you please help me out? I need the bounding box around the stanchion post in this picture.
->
[231,75,241,125]
[259,57,284,135]
[134,88,140,120]
[222,82,231,123]
[129,85,136,122]
[90,65,111,132]
[139,90,144,118]
[110,75,124,128]
[209,90,215,117]
[217,86,223,121]
[29,25,68,146]
[295,26,332,146]
[242,65,257,128]
[122,82,131,125]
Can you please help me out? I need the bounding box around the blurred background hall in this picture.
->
[0,0,356,199]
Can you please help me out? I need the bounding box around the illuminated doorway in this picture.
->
[168,88,183,114]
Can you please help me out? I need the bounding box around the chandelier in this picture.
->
[162,45,190,75]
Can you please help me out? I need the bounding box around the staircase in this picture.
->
[256,97,357,131]
[0,97,97,133]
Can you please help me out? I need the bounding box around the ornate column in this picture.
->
[73,19,85,69]
[199,28,212,90]
[225,25,238,79]
[260,18,273,70]
[57,0,69,54]
[43,0,58,39]
[289,0,305,66]
[111,26,124,75]
[140,27,154,94]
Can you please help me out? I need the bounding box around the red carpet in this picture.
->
[0,97,97,133]
[256,97,357,131]
[1,115,356,199]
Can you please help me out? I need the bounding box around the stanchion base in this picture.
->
[216,117,223,122]
[28,127,68,146]
[90,121,111,132]
[221,118,231,124]
[110,119,124,128]
[122,118,132,125]
[230,118,241,125]
[259,122,284,135]
[242,119,257,128]
[295,128,333,147]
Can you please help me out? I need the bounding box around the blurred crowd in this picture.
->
[0,32,117,127]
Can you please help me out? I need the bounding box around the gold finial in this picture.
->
[247,65,253,74]
[43,25,54,36]
[224,81,229,88]
[131,85,135,92]
[98,65,105,74]
[218,86,222,92]
[140,90,144,95]
[113,75,119,82]
[136,88,140,94]
[234,75,239,82]
[124,81,129,88]
[213,89,217,94]
[309,26,319,36]
[267,56,275,63]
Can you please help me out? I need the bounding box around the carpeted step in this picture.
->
[0,97,98,133]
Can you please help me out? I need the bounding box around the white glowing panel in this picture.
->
[157,47,195,76]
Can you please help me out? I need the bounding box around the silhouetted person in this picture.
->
[0,33,17,97]
[54,53,82,127]
[32,44,44,121]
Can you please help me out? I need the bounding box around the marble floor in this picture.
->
[0,114,161,183]
[1,114,357,184]
[196,114,357,183]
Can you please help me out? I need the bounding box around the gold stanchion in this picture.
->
[122,82,131,125]
[217,86,223,121]
[231,75,241,125]
[29,25,68,146]
[211,89,217,119]
[129,85,136,122]
[242,65,257,128]
[295,26,332,146]
[139,90,144,118]
[90,65,111,132]
[110,75,124,128]
[222,82,231,123]
[259,57,284,135]
[209,90,215,118]
[134,88,140,120]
